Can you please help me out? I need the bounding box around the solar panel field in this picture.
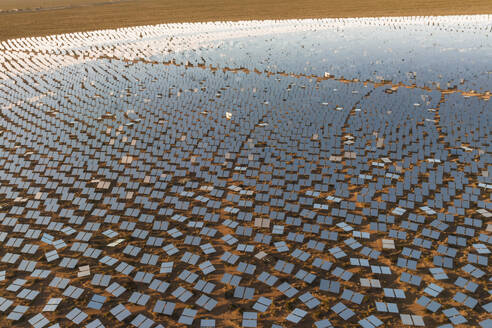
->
[0,13,491,328]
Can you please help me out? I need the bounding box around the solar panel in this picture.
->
[0,15,489,328]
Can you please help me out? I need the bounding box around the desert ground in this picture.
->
[0,0,491,41]
[0,3,491,328]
